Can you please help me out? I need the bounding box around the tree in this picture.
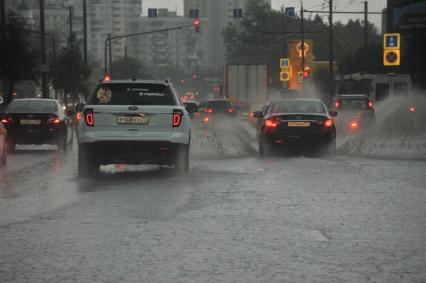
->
[0,12,39,105]
[50,35,91,105]
[111,56,146,80]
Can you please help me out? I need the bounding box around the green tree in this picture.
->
[111,56,146,80]
[50,35,91,105]
[0,12,39,105]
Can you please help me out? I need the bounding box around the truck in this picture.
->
[226,64,268,111]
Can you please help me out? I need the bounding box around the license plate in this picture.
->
[117,114,149,125]
[288,121,310,127]
[20,119,41,125]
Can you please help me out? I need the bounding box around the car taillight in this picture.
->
[76,112,83,120]
[203,116,209,124]
[228,108,234,113]
[48,117,63,125]
[350,121,359,128]
[335,100,340,109]
[409,106,416,113]
[368,100,374,108]
[324,119,333,128]
[1,116,14,124]
[173,110,183,127]
[204,108,213,113]
[265,119,278,128]
[83,109,94,127]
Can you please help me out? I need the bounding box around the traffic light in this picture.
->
[103,75,111,81]
[303,66,311,78]
[193,19,200,32]
[179,79,185,85]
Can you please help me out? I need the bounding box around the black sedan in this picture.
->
[1,99,73,152]
[253,99,337,156]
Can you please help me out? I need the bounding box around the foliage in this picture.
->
[0,11,39,104]
[111,56,147,80]
[50,35,91,104]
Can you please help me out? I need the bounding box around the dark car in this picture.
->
[331,94,375,134]
[198,99,236,115]
[253,99,337,156]
[1,98,73,151]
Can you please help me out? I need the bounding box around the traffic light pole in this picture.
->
[83,0,87,63]
[39,0,49,98]
[103,24,193,76]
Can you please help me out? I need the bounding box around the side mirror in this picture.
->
[76,103,85,112]
[185,103,198,114]
[252,111,263,118]
[329,110,338,117]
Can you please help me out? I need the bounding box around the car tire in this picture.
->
[78,144,99,177]
[0,139,7,166]
[7,139,15,153]
[259,139,273,157]
[57,131,67,151]
[175,144,189,173]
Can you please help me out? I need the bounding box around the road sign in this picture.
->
[384,33,400,50]
[285,7,295,17]
[384,50,400,66]
[280,58,289,68]
[280,71,290,81]
[296,42,309,58]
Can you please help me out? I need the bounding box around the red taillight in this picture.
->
[228,108,234,113]
[1,119,8,124]
[173,110,183,127]
[48,117,62,125]
[350,121,359,128]
[409,106,416,113]
[204,108,213,113]
[324,119,333,128]
[76,112,83,120]
[1,116,14,124]
[83,109,94,126]
[249,112,254,118]
[203,116,209,124]
[265,119,278,128]
[335,100,340,109]
[368,100,374,108]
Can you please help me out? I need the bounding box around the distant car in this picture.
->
[331,94,375,134]
[253,99,337,156]
[0,121,7,166]
[182,101,199,118]
[198,99,236,115]
[1,98,73,152]
[77,79,195,176]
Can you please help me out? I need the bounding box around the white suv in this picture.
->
[77,79,193,176]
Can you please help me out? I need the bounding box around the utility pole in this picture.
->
[83,0,87,63]
[328,0,334,97]
[68,6,73,42]
[364,1,368,48]
[40,0,49,98]
[108,34,112,76]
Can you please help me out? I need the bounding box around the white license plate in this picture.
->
[20,119,41,125]
[288,121,310,127]
[117,115,149,125]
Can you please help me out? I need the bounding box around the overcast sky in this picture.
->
[142,0,386,31]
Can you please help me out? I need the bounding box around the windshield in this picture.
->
[271,101,326,114]
[88,84,178,106]
[6,100,57,113]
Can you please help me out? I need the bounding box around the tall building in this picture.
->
[125,9,204,74]
[183,0,271,75]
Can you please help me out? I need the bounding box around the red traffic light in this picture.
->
[193,19,200,32]
[303,71,309,78]
[303,66,311,78]
[179,79,185,84]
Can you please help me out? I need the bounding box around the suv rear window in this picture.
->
[7,100,58,113]
[88,83,178,106]
[338,98,368,111]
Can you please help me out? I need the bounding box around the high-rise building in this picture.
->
[183,0,271,75]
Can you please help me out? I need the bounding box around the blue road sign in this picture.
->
[148,8,158,18]
[384,33,400,49]
[285,7,295,17]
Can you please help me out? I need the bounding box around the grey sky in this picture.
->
[142,0,386,31]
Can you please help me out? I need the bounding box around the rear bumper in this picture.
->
[263,131,334,147]
[6,126,63,145]
[81,141,185,165]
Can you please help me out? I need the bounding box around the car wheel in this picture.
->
[259,139,272,157]
[7,139,16,153]
[175,144,189,173]
[0,139,7,166]
[78,144,99,177]
[57,131,67,151]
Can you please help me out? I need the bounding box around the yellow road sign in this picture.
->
[384,49,400,66]
[280,71,290,81]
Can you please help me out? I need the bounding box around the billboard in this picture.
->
[390,0,426,34]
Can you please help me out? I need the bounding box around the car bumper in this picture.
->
[6,127,62,145]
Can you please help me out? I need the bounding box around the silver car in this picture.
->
[77,79,194,176]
